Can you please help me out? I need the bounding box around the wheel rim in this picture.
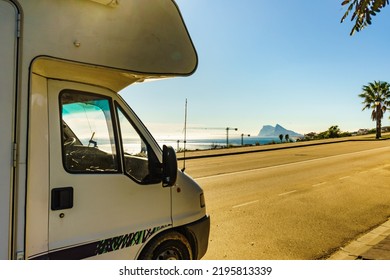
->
[156,247,181,260]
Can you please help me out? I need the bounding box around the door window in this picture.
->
[60,91,119,173]
[116,106,161,184]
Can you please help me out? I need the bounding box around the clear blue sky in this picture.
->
[120,0,390,140]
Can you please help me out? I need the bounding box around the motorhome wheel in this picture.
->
[138,231,193,260]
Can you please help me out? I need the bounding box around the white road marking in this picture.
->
[339,176,351,180]
[278,190,297,196]
[195,146,390,180]
[232,200,259,208]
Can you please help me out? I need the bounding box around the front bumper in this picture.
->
[185,215,210,259]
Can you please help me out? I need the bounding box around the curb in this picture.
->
[327,218,390,260]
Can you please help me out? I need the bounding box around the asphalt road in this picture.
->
[183,140,390,260]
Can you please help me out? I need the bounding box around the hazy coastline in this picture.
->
[156,136,293,151]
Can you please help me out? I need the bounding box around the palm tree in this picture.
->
[358,81,390,139]
[341,0,389,35]
[285,134,290,143]
[279,134,283,143]
[328,125,341,138]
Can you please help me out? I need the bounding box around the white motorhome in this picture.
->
[0,0,209,260]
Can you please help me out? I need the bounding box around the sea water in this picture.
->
[157,136,284,151]
[84,136,288,153]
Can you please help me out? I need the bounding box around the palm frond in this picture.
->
[341,0,389,35]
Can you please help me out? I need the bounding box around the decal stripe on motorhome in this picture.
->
[30,224,170,260]
[95,224,169,255]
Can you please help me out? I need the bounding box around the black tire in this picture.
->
[138,231,193,260]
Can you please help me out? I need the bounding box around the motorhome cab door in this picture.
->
[0,0,18,259]
[45,80,171,259]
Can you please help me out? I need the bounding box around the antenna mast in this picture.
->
[182,98,187,172]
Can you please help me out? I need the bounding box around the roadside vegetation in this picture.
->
[299,126,351,141]
[358,81,390,139]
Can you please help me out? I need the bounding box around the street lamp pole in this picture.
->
[241,133,250,146]
[226,127,238,147]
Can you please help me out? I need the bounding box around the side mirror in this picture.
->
[162,145,178,187]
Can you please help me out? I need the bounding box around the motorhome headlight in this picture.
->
[200,192,205,208]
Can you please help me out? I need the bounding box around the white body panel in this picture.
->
[46,80,171,259]
[0,0,18,259]
[2,0,208,260]
[25,74,49,258]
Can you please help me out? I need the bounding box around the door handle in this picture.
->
[51,187,73,210]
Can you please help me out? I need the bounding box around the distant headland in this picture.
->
[258,124,303,138]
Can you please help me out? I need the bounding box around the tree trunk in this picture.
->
[376,104,382,139]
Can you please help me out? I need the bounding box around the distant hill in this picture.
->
[258,124,303,138]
